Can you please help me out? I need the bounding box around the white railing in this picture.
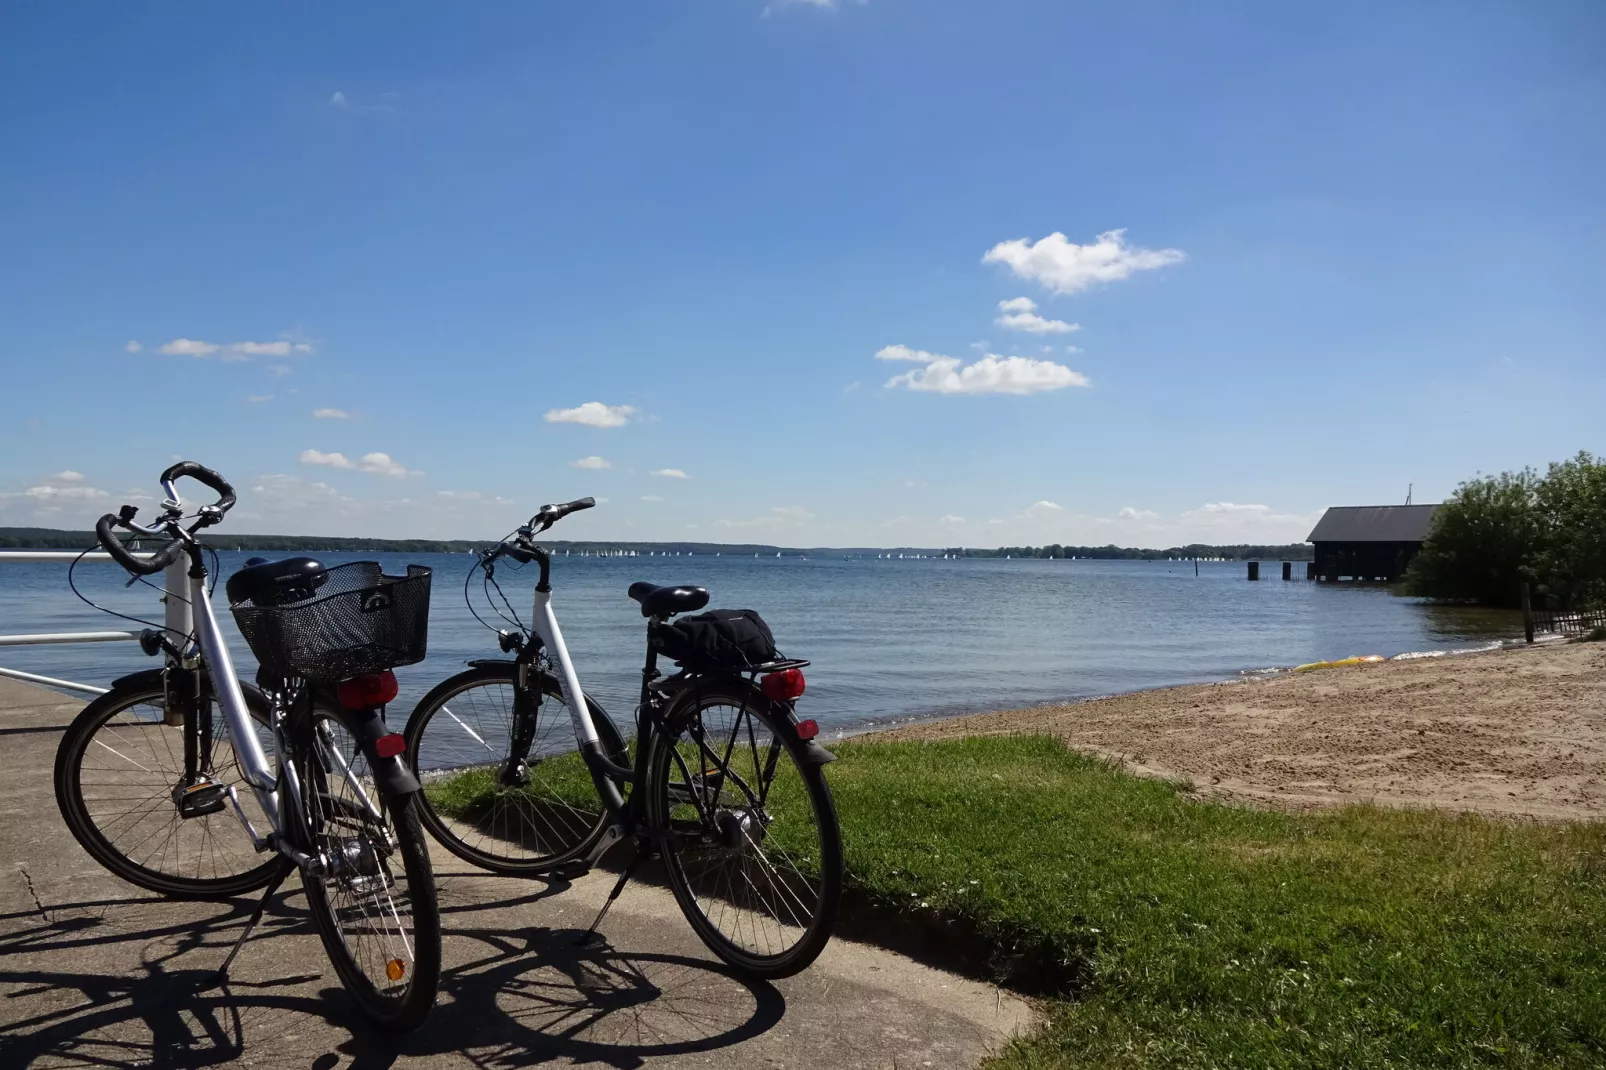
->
[0,551,189,695]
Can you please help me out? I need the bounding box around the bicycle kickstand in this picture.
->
[576,849,643,947]
[213,865,290,985]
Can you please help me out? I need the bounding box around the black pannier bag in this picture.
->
[652,609,778,671]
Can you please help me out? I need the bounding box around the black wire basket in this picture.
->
[230,562,432,682]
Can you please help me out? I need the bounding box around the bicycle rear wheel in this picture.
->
[405,663,626,875]
[646,682,843,979]
[53,674,289,899]
[298,706,440,1031]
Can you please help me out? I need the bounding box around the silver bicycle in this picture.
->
[405,498,844,978]
[52,461,441,1030]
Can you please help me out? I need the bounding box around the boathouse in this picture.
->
[1306,504,1440,582]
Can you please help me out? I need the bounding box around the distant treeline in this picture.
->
[944,543,1315,561]
[1,526,1314,562]
[0,528,801,557]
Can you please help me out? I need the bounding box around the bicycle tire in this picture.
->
[646,680,843,979]
[297,706,441,1031]
[53,675,291,899]
[404,663,627,875]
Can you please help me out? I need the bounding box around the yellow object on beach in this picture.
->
[1293,655,1385,673]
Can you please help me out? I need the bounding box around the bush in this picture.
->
[1405,452,1606,609]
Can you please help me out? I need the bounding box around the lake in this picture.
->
[0,551,1521,737]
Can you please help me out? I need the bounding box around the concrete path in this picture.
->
[0,677,1032,1069]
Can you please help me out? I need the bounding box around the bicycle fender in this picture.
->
[797,739,838,765]
[346,707,423,795]
[110,667,169,691]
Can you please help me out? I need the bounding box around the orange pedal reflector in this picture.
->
[386,958,406,981]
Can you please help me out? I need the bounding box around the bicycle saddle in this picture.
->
[627,581,710,618]
[226,556,328,607]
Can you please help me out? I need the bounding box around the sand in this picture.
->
[875,640,1606,820]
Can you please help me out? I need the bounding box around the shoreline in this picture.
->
[867,639,1606,821]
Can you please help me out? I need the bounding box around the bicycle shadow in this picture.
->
[0,880,787,1069]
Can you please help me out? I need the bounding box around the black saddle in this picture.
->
[627,581,710,618]
[226,556,328,607]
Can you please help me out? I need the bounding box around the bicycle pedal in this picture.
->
[177,782,228,818]
[551,859,591,881]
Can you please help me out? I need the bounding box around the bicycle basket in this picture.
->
[230,561,431,681]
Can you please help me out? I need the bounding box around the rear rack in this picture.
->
[748,659,810,674]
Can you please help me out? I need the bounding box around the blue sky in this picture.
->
[2,1,1602,547]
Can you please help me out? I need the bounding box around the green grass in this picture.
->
[825,735,1606,1070]
[423,751,603,819]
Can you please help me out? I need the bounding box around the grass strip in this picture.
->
[827,735,1605,1070]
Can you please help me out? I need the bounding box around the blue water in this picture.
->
[0,552,1520,737]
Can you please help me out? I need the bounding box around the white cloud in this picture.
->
[1118,507,1160,521]
[1194,502,1270,515]
[994,296,1079,335]
[229,340,292,357]
[435,490,515,505]
[160,338,219,357]
[544,402,635,428]
[313,408,350,419]
[1022,500,1064,518]
[124,341,142,353]
[52,470,85,483]
[159,338,306,361]
[269,364,292,377]
[875,344,944,363]
[248,395,273,403]
[940,514,966,524]
[983,229,1186,295]
[716,505,814,528]
[26,484,109,500]
[651,468,689,479]
[998,312,1079,335]
[641,495,664,502]
[573,455,612,470]
[300,449,355,470]
[329,90,397,115]
[357,451,423,478]
[880,346,1090,395]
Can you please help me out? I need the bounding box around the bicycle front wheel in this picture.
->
[404,663,626,875]
[646,682,843,979]
[298,707,440,1031]
[53,675,289,899]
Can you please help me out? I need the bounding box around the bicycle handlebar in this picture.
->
[95,461,238,577]
[95,512,187,575]
[159,461,237,515]
[529,497,595,530]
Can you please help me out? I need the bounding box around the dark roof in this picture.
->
[1306,504,1440,544]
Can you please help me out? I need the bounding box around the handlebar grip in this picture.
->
[159,461,236,513]
[550,497,596,521]
[96,515,187,576]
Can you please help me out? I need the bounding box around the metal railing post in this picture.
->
[164,555,193,649]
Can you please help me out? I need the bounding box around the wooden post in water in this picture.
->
[1521,582,1534,644]
[1282,561,1292,581]
[1194,557,1199,576]
[1247,561,1259,581]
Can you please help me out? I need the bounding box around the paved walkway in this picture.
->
[0,677,1031,1069]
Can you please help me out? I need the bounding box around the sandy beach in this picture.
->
[877,640,1606,820]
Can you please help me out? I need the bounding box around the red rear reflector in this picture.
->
[337,670,399,710]
[761,668,806,701]
[374,733,407,759]
[795,718,819,740]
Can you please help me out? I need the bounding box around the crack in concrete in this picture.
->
[18,864,53,922]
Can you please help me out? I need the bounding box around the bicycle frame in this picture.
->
[179,544,282,822]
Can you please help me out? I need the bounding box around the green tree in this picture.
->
[1403,469,1543,606]
[1535,451,1606,609]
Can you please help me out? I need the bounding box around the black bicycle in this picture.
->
[53,463,441,1029]
[404,498,844,978]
